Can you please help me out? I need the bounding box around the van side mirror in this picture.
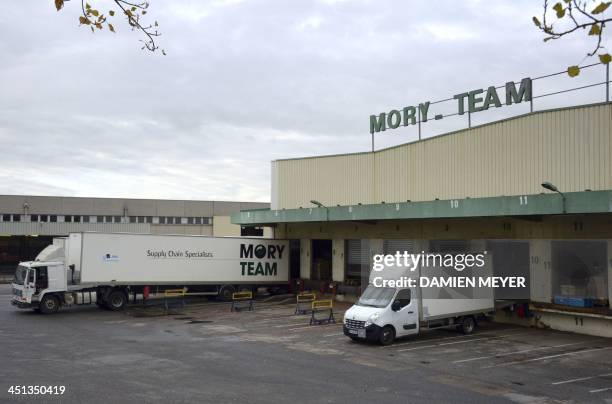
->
[391,301,401,311]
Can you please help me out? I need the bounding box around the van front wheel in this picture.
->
[460,316,476,334]
[379,326,395,346]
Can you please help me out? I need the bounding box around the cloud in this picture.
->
[0,0,606,201]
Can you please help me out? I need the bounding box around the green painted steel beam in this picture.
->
[232,190,612,225]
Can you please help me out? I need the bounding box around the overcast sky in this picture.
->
[0,0,607,202]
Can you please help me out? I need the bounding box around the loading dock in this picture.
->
[233,103,612,337]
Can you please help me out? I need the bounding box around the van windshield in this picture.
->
[357,285,396,308]
[13,265,28,285]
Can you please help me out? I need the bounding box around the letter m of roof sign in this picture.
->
[370,113,386,134]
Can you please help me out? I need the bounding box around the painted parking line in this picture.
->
[552,373,612,385]
[483,346,612,369]
[454,342,585,364]
[380,328,528,349]
[288,323,342,332]
[323,332,344,337]
[590,387,612,394]
[396,333,531,352]
[272,321,315,328]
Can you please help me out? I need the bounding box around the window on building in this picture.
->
[50,215,57,223]
[187,217,194,225]
[165,217,173,224]
[12,214,21,222]
[31,215,38,222]
[64,215,72,223]
[105,216,112,223]
[146,216,153,224]
[83,216,90,223]
[74,216,81,223]
[241,226,264,237]
[2,214,9,222]
[194,217,202,225]
[138,216,145,224]
[114,216,122,223]
[40,215,48,222]
[129,216,136,224]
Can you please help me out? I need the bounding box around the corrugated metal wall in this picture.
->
[272,103,612,209]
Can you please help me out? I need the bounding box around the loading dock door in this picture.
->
[311,239,332,282]
[552,241,608,304]
[346,240,370,288]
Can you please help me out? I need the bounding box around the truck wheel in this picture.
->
[379,326,395,346]
[460,316,476,335]
[40,295,60,314]
[107,290,128,311]
[218,285,235,302]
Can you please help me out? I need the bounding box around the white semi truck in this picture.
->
[11,232,290,314]
[343,258,495,345]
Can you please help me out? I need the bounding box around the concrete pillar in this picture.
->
[332,238,345,283]
[606,240,612,308]
[300,238,311,280]
[530,240,552,303]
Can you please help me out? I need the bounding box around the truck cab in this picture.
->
[11,260,66,313]
[343,285,419,345]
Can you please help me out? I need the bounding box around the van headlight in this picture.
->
[365,312,380,327]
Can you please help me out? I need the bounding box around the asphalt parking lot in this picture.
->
[1,284,611,404]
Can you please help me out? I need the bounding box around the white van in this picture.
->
[342,259,494,345]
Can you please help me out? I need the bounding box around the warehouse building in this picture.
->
[0,195,270,279]
[233,102,612,337]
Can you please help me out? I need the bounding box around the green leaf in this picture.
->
[108,23,115,33]
[78,16,89,25]
[592,2,611,14]
[91,10,99,16]
[567,65,580,77]
[533,16,541,27]
[553,2,565,18]
[589,24,601,35]
[55,0,64,11]
[109,10,115,16]
[86,3,91,9]
[599,54,612,64]
[543,37,553,42]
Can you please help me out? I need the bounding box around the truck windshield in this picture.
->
[13,265,28,285]
[357,285,396,308]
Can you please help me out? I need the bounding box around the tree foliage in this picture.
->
[534,0,610,75]
[54,0,165,54]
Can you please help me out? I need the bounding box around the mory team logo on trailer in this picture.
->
[240,243,286,276]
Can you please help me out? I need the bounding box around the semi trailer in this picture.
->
[11,232,290,314]
[343,258,495,345]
